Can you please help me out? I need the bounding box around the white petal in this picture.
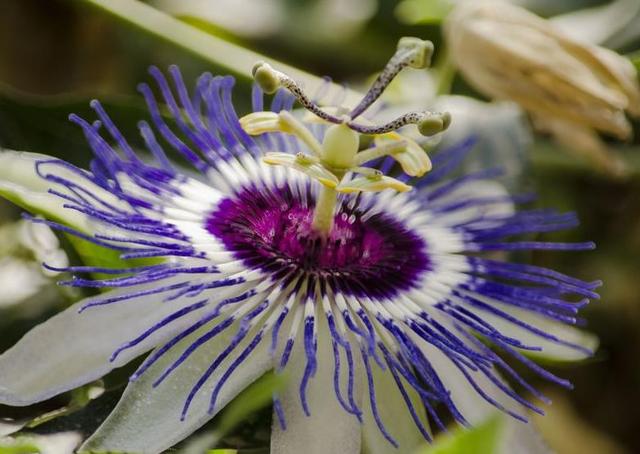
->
[0,281,207,406]
[271,314,363,454]
[430,179,515,227]
[551,0,640,47]
[0,258,47,307]
[431,95,531,188]
[0,150,90,232]
[478,302,598,362]
[81,321,272,454]
[414,329,526,425]
[0,150,56,194]
[361,356,430,454]
[0,419,26,437]
[35,432,83,454]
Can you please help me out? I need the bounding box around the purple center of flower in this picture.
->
[206,185,430,298]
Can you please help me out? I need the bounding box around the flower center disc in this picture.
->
[206,186,430,297]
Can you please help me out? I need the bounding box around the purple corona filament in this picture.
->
[29,61,599,446]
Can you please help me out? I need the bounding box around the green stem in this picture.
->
[76,0,361,105]
[312,186,337,236]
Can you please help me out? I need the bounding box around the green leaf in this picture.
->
[416,415,503,454]
[0,443,41,454]
[395,0,454,25]
[78,451,130,454]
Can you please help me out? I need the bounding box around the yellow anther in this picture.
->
[295,152,318,165]
[375,134,432,177]
[240,111,324,156]
[336,174,412,194]
[239,111,280,135]
[352,167,384,178]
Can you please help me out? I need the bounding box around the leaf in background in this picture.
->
[0,441,42,454]
[0,82,219,173]
[395,0,454,25]
[0,85,148,165]
[416,416,503,454]
[21,388,122,441]
[395,0,605,25]
[0,432,82,454]
[153,0,285,39]
[531,140,640,180]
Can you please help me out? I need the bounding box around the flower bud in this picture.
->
[445,0,640,173]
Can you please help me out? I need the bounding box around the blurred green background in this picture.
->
[0,0,639,453]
